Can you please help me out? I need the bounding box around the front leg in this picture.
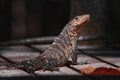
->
[71,50,78,65]
[71,41,78,65]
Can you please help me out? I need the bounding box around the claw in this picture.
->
[43,67,59,72]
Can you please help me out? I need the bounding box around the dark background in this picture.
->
[0,0,120,44]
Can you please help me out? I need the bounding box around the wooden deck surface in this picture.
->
[0,45,120,79]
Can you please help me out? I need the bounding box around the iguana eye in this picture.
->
[75,17,78,20]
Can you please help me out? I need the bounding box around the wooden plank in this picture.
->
[35,67,80,76]
[0,45,36,52]
[71,55,120,71]
[0,54,119,77]
[0,45,40,62]
[0,45,120,77]
[0,69,29,77]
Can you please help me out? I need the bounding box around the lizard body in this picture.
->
[4,14,90,73]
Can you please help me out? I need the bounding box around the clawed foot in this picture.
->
[66,61,78,66]
[43,67,59,72]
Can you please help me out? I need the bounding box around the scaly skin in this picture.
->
[5,14,90,73]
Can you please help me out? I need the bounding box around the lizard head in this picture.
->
[66,14,90,39]
[70,14,90,27]
[69,14,90,36]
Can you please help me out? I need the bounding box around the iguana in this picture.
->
[1,14,90,74]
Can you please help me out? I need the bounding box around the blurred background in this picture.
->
[0,0,120,46]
